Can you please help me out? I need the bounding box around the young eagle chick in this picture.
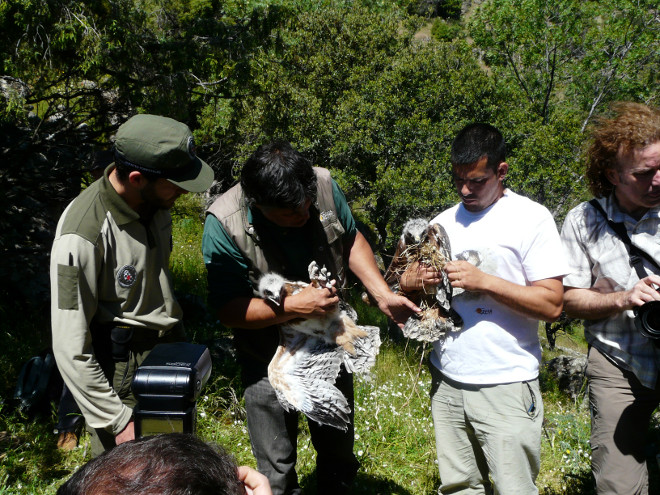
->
[259,261,381,431]
[384,218,463,342]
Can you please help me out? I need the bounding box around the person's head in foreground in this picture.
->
[57,433,271,495]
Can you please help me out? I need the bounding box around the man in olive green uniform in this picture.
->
[50,114,213,455]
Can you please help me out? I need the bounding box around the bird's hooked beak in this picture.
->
[267,295,281,306]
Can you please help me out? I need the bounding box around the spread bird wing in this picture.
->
[335,300,381,374]
[426,223,453,312]
[260,263,381,431]
[268,329,351,431]
[342,324,381,374]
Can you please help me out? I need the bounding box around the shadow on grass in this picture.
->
[299,470,421,495]
[540,472,594,495]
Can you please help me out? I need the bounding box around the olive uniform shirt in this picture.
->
[50,166,182,435]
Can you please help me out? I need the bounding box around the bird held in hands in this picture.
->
[259,261,381,431]
[384,218,463,343]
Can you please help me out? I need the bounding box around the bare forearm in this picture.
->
[348,231,420,327]
[446,260,563,322]
[477,274,564,322]
[217,297,290,329]
[217,284,340,329]
[564,275,660,320]
[348,231,391,302]
[563,287,629,320]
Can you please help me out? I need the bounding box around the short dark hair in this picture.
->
[450,123,506,172]
[56,434,244,495]
[240,141,317,209]
[113,150,160,183]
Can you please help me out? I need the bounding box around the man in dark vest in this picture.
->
[202,141,418,495]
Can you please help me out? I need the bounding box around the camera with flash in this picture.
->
[131,342,212,437]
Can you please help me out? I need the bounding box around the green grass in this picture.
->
[195,338,441,494]
[1,326,598,495]
[1,210,659,494]
[539,398,593,494]
[170,193,208,299]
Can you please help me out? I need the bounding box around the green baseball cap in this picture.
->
[114,114,214,193]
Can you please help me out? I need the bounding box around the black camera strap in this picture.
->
[590,200,660,343]
[588,199,660,280]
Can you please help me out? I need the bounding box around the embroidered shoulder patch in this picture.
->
[117,265,138,288]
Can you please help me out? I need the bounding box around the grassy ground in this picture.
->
[1,204,659,494]
[0,325,601,495]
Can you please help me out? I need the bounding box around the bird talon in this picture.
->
[307,261,319,280]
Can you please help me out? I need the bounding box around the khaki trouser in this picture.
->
[430,365,543,495]
[89,324,185,456]
[587,346,660,495]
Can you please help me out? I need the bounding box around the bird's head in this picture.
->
[258,273,286,306]
[402,218,429,245]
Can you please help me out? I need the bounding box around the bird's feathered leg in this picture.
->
[303,261,367,355]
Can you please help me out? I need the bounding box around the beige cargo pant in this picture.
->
[587,346,660,495]
[429,365,543,495]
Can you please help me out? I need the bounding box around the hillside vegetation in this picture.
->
[1,0,659,493]
[2,0,658,307]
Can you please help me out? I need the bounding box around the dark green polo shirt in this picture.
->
[202,180,357,311]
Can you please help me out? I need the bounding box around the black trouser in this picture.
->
[56,383,83,433]
[243,366,360,495]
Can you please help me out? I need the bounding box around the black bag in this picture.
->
[13,350,62,416]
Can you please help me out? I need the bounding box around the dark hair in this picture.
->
[113,150,160,183]
[240,141,317,208]
[450,123,506,172]
[585,102,660,198]
[56,434,244,495]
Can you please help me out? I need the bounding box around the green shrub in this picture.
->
[430,18,462,42]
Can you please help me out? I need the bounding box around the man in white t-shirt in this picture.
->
[399,123,567,494]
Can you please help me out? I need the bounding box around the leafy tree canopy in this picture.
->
[1,0,658,307]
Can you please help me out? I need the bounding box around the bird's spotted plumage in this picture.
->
[385,219,463,342]
[259,261,381,431]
